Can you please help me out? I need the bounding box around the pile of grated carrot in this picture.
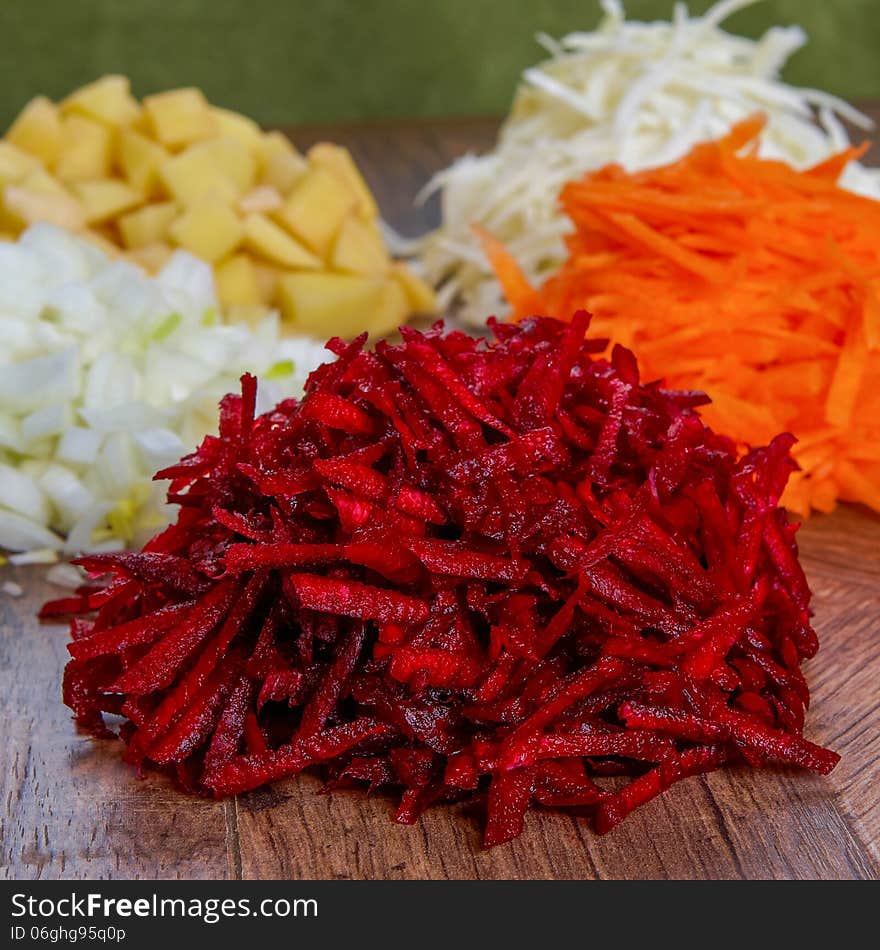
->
[481,117,880,516]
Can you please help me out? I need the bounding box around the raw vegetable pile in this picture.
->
[0,223,327,556]
[50,316,837,844]
[418,0,880,325]
[2,76,435,338]
[484,117,880,517]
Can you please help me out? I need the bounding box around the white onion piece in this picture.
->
[8,548,59,566]
[0,223,331,556]
[0,463,51,525]
[46,562,85,588]
[0,512,63,552]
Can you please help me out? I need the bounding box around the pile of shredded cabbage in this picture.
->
[0,223,330,559]
[418,0,880,324]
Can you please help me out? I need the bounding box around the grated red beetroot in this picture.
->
[47,314,838,845]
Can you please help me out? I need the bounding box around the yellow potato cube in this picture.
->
[169,201,243,262]
[331,214,390,275]
[157,143,242,206]
[244,213,321,270]
[308,143,378,219]
[73,180,142,224]
[391,262,437,314]
[143,87,217,149]
[0,167,69,233]
[118,201,177,248]
[127,108,152,136]
[277,271,386,338]
[55,115,112,182]
[82,228,123,257]
[238,185,283,215]
[369,279,411,337]
[211,107,263,151]
[62,75,140,127]
[3,183,85,231]
[215,254,262,307]
[195,137,256,192]
[273,166,356,257]
[253,262,280,304]
[6,96,63,166]
[118,128,168,195]
[127,242,173,273]
[0,143,40,185]
[18,168,70,198]
[258,131,307,193]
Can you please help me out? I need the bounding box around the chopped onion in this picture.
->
[0,512,63,553]
[46,562,85,588]
[417,0,880,324]
[8,548,59,566]
[0,223,331,556]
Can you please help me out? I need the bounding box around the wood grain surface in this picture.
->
[2,117,879,881]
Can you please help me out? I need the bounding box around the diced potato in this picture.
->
[244,212,321,270]
[0,143,40,185]
[238,185,282,215]
[143,87,217,149]
[19,168,70,198]
[0,78,420,340]
[62,75,140,127]
[331,214,390,275]
[308,143,378,219]
[277,271,386,337]
[370,279,411,337]
[82,227,123,257]
[215,253,262,307]
[127,108,152,135]
[274,166,356,257]
[6,97,63,166]
[2,169,73,233]
[169,201,243,262]
[391,262,437,314]
[73,180,142,224]
[3,183,85,231]
[253,262,280,303]
[193,136,256,192]
[211,107,263,151]
[117,128,168,195]
[55,115,112,182]
[118,201,177,248]
[258,131,307,193]
[127,241,173,273]
[3,168,76,232]
[158,143,241,206]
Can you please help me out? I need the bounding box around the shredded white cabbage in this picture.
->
[0,223,331,555]
[418,0,880,324]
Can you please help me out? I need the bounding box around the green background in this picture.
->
[1,0,878,130]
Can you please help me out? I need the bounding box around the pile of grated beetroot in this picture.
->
[46,314,837,846]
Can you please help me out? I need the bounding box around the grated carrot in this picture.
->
[484,117,880,516]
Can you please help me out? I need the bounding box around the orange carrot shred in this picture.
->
[808,141,870,180]
[486,119,880,516]
[472,224,542,313]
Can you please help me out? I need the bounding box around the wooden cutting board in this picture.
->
[2,119,879,881]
